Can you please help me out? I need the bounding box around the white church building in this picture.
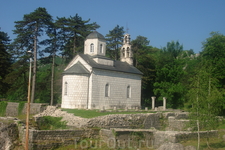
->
[61,31,142,109]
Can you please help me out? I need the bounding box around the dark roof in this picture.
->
[63,61,90,75]
[86,31,105,40]
[79,54,143,75]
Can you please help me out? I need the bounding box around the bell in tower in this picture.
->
[120,33,133,65]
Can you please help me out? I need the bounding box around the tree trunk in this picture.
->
[197,120,200,150]
[31,25,38,103]
[50,49,55,105]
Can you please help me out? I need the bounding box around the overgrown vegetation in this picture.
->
[18,101,25,115]
[62,109,154,118]
[0,101,7,116]
[37,116,67,130]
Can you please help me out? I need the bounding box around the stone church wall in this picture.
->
[90,69,141,109]
[61,74,89,109]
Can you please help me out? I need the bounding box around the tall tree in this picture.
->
[105,25,125,60]
[154,41,186,108]
[201,32,225,89]
[0,30,11,96]
[56,14,99,61]
[40,21,63,105]
[13,7,52,103]
[131,35,150,67]
[188,60,223,149]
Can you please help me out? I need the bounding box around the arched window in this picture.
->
[90,43,94,52]
[125,36,128,43]
[122,48,125,57]
[127,85,131,98]
[127,47,130,57]
[105,83,109,97]
[64,82,68,95]
[100,44,103,53]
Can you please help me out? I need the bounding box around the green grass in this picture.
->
[62,109,155,118]
[181,129,225,150]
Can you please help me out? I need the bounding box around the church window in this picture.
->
[105,83,110,97]
[90,43,94,52]
[127,85,131,98]
[100,44,103,53]
[127,47,130,57]
[64,82,68,95]
[122,48,125,57]
[125,36,128,43]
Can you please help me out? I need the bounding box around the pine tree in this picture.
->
[105,25,125,60]
[56,14,99,61]
[0,31,11,96]
[13,7,52,103]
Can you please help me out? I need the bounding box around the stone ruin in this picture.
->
[0,105,222,150]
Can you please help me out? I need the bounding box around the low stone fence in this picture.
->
[100,128,155,149]
[0,117,19,150]
[154,130,218,148]
[23,129,99,150]
[101,128,218,149]
[5,102,48,117]
[85,113,161,129]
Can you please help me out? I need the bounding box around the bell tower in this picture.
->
[120,33,133,65]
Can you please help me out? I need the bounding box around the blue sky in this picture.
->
[1,0,225,53]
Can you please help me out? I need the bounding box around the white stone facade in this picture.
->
[89,69,141,109]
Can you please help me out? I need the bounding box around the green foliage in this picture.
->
[188,63,224,131]
[37,116,67,130]
[154,41,187,108]
[56,14,100,61]
[18,101,25,115]
[0,31,11,96]
[105,25,125,60]
[0,101,8,116]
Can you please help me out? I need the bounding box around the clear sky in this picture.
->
[1,0,225,53]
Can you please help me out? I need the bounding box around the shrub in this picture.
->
[0,101,8,116]
[37,116,67,130]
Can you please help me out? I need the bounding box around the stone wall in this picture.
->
[0,117,19,150]
[61,74,89,109]
[5,102,19,116]
[154,130,218,148]
[84,113,161,129]
[91,69,142,109]
[100,128,218,149]
[100,128,155,149]
[5,102,48,117]
[27,129,99,150]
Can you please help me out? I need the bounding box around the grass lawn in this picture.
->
[62,108,155,118]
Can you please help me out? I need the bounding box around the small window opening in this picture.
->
[100,44,103,53]
[64,82,68,95]
[127,85,131,98]
[105,83,109,97]
[90,43,94,52]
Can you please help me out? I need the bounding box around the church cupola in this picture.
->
[120,33,133,65]
[84,31,106,56]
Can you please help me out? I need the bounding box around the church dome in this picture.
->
[86,31,105,40]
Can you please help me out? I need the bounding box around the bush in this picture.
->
[0,101,8,116]
[18,102,25,115]
[37,116,67,130]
